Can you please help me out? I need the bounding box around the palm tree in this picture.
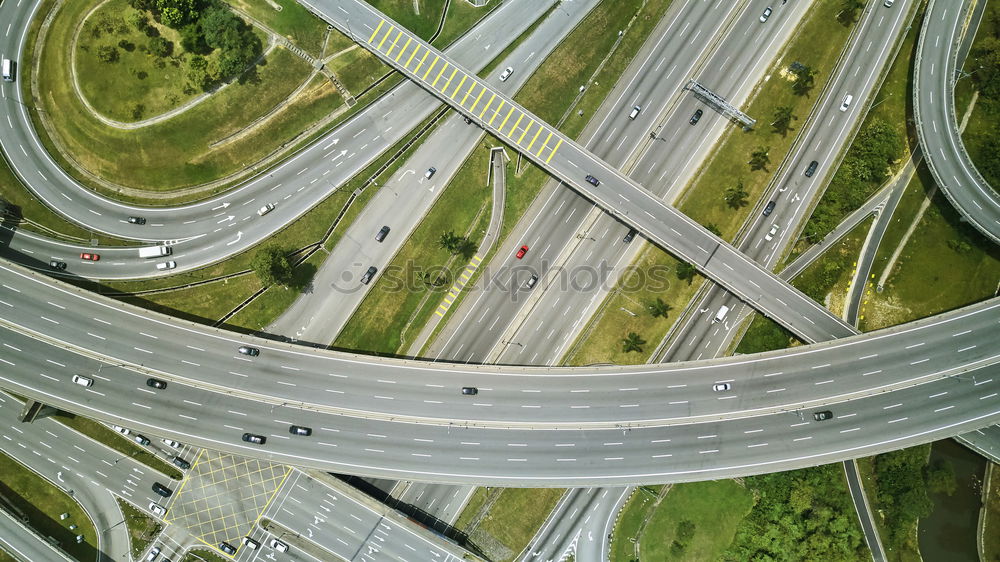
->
[647,297,673,319]
[621,332,646,353]
[724,179,749,209]
[749,146,770,171]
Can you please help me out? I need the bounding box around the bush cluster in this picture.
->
[126,0,262,91]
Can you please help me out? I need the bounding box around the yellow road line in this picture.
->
[404,42,420,67]
[535,132,554,157]
[368,20,385,43]
[469,87,486,112]
[386,30,403,56]
[395,37,413,62]
[440,67,458,92]
[517,119,534,144]
[420,55,441,80]
[472,94,503,119]
[451,75,468,100]
[431,62,449,87]
[487,99,505,123]
[526,124,544,151]
[413,49,431,75]
[376,25,395,50]
[546,138,564,163]
[431,61,450,88]
[506,113,525,138]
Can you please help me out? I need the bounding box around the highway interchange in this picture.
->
[2,0,1000,560]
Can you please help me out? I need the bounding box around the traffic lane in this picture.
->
[916,0,1000,242]
[0,509,76,562]
[3,265,1000,426]
[3,323,1000,485]
[522,487,630,562]
[396,482,474,523]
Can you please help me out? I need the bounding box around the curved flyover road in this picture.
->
[914,0,1000,243]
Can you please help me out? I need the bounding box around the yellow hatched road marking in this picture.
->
[404,42,420,67]
[546,138,564,163]
[506,113,525,138]
[395,37,413,62]
[468,86,486,111]
[451,75,468,100]
[376,25,395,50]
[413,50,431,75]
[420,55,438,79]
[497,106,515,131]
[440,68,458,92]
[535,132,554,157]
[368,20,385,43]
[480,95,498,119]
[517,119,535,144]
[487,99,505,123]
[386,30,403,56]
[431,62,450,87]
[461,81,479,107]
[526,124,544,151]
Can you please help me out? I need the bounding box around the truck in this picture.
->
[712,305,729,324]
[138,245,171,259]
[1,58,13,82]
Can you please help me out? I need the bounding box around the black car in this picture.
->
[585,174,600,187]
[461,387,478,395]
[151,482,172,497]
[289,425,312,436]
[361,266,378,285]
[762,201,776,217]
[127,216,146,225]
[242,433,266,445]
[689,109,703,125]
[49,260,67,270]
[237,346,259,357]
[219,542,236,555]
[623,229,637,243]
[804,160,819,177]
[813,410,834,421]
[146,378,167,389]
[375,225,390,242]
[171,456,191,470]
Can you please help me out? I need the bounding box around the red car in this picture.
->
[80,252,100,261]
[515,245,528,259]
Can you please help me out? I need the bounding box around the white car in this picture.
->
[765,224,779,241]
[71,374,93,387]
[712,383,732,392]
[155,261,176,271]
[243,537,260,550]
[759,6,772,22]
[257,203,275,216]
[148,502,166,516]
[145,546,160,561]
[270,538,289,552]
[499,66,513,82]
[161,438,181,449]
[112,425,130,436]
[884,0,894,6]
[839,94,853,112]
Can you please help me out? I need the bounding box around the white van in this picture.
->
[1,59,13,82]
[712,305,729,324]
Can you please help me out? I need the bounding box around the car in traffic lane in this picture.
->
[689,109,703,125]
[79,252,100,261]
[515,245,528,259]
[499,66,513,81]
[759,7,772,23]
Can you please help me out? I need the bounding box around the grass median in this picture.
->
[0,451,99,562]
[469,488,564,562]
[117,498,161,560]
[611,482,753,562]
[51,411,183,480]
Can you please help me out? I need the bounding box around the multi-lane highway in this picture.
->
[915,0,1000,244]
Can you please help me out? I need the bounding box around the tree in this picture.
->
[749,146,770,171]
[705,223,722,237]
[772,105,794,136]
[647,297,672,319]
[791,64,817,96]
[676,520,696,545]
[128,10,148,32]
[97,45,119,63]
[724,179,749,208]
[438,231,462,253]
[838,0,864,26]
[250,245,294,287]
[148,36,172,57]
[179,23,208,54]
[455,237,477,260]
[924,459,957,495]
[675,261,696,284]
[621,332,646,353]
[186,54,213,91]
